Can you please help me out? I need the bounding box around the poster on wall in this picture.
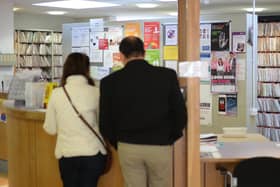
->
[144,22,160,49]
[200,84,212,125]
[145,50,160,66]
[210,51,237,93]
[218,94,237,116]
[72,47,90,57]
[72,27,90,47]
[107,27,123,50]
[232,32,246,53]
[124,22,141,37]
[163,46,178,60]
[164,24,178,46]
[90,18,104,32]
[99,39,109,50]
[165,61,178,73]
[211,22,230,51]
[200,23,211,59]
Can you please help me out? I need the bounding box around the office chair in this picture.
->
[217,157,280,187]
[232,157,280,187]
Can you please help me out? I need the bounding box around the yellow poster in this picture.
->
[163,46,178,60]
[124,23,141,37]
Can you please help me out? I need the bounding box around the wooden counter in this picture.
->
[3,101,123,187]
[0,99,8,160]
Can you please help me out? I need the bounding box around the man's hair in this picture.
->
[119,36,145,58]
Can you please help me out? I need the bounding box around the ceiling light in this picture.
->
[244,8,266,12]
[136,3,159,8]
[47,11,67,15]
[13,7,20,11]
[33,0,119,9]
[157,0,177,2]
[168,12,178,16]
[203,0,210,4]
[115,16,164,21]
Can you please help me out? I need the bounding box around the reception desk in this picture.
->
[200,134,280,187]
[0,99,8,160]
[3,101,123,187]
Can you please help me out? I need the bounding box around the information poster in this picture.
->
[124,22,141,37]
[164,24,178,46]
[211,22,230,51]
[112,52,124,71]
[200,84,212,125]
[90,18,104,32]
[99,39,109,50]
[145,50,160,66]
[165,61,178,73]
[72,27,89,47]
[144,22,160,49]
[163,46,178,60]
[232,32,246,53]
[200,23,211,60]
[72,47,90,57]
[218,94,237,116]
[211,51,237,93]
[90,66,110,80]
[103,50,113,67]
[107,27,123,50]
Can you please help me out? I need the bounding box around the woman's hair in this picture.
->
[60,52,94,86]
[218,58,223,65]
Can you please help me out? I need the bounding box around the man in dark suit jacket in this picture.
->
[99,36,186,187]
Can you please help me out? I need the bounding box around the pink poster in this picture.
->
[99,39,109,50]
[144,22,160,49]
[211,51,237,93]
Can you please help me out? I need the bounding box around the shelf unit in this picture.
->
[14,29,63,81]
[257,18,280,141]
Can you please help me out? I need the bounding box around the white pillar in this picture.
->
[0,0,14,53]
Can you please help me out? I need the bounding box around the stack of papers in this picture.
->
[200,133,218,143]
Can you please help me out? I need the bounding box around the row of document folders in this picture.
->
[258,83,280,97]
[53,67,63,78]
[258,127,280,142]
[258,113,280,127]
[257,98,280,112]
[258,53,280,66]
[16,44,62,55]
[17,31,62,43]
[17,56,63,67]
[258,69,280,82]
[258,22,280,36]
[258,38,280,51]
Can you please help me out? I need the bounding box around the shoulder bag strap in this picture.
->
[62,86,107,148]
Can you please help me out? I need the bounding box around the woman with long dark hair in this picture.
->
[44,52,106,187]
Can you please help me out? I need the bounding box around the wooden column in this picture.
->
[178,0,200,187]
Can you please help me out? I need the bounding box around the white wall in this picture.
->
[0,0,14,53]
[14,13,78,31]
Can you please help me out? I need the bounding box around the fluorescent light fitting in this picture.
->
[13,7,20,11]
[116,16,163,21]
[136,3,159,8]
[157,0,177,2]
[33,0,120,9]
[203,0,210,4]
[47,11,67,15]
[168,12,178,16]
[244,8,266,12]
